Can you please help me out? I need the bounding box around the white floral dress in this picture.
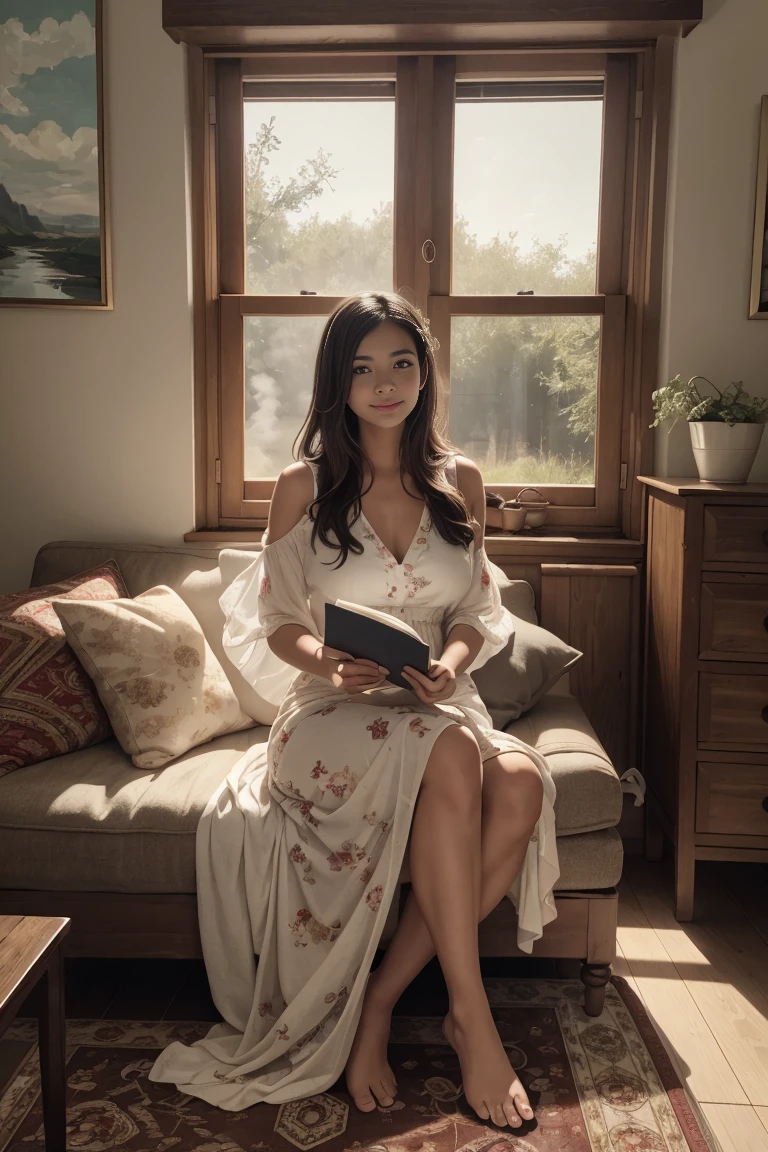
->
[149,461,559,1109]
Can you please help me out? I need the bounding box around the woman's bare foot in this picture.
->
[345,972,398,1112]
[443,1006,534,1129]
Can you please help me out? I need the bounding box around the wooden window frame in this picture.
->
[187,42,673,539]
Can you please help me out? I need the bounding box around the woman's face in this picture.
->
[346,320,423,430]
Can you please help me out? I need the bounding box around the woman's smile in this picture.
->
[371,399,403,412]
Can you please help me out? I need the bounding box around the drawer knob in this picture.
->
[765,616,768,633]
[764,796,768,814]
[764,530,768,547]
[763,706,768,724]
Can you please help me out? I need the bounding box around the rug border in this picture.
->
[611,976,714,1152]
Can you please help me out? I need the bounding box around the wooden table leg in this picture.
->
[38,947,67,1152]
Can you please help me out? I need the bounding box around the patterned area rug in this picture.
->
[0,979,714,1152]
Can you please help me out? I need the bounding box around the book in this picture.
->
[324,600,431,691]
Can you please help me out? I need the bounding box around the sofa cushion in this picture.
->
[551,828,623,890]
[505,696,621,836]
[0,562,129,776]
[473,618,582,728]
[495,566,538,625]
[0,727,267,893]
[31,542,226,597]
[176,567,278,725]
[53,586,255,769]
[0,694,621,894]
[31,542,276,726]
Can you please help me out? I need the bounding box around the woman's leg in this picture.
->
[374,750,544,1002]
[346,739,544,1126]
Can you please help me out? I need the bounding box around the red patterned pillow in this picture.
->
[0,561,129,776]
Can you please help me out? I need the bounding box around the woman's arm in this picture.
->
[440,456,486,675]
[265,464,329,676]
[266,464,387,691]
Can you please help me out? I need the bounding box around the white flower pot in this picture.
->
[689,421,765,483]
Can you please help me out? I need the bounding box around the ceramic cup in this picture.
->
[502,503,527,532]
[516,487,550,529]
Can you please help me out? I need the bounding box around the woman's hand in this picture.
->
[401,659,457,704]
[316,646,389,693]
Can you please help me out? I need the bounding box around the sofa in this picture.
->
[0,540,624,1016]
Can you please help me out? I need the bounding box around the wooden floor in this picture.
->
[2,858,768,1150]
[615,857,768,1152]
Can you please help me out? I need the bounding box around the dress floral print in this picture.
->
[150,456,559,1110]
[365,885,384,913]
[366,717,389,740]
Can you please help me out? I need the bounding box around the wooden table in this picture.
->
[0,916,70,1151]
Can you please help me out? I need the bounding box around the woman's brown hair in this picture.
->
[295,292,474,567]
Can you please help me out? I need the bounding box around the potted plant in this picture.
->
[651,375,768,483]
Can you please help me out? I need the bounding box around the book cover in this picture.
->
[324,600,431,691]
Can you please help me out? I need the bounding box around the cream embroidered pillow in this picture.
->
[52,585,254,769]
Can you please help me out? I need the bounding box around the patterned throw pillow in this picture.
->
[52,585,254,769]
[0,561,128,777]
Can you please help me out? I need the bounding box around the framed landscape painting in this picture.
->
[750,95,768,319]
[0,0,111,307]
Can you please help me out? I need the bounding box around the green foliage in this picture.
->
[242,116,600,482]
[453,216,596,296]
[480,451,594,485]
[535,315,600,439]
[651,375,768,427]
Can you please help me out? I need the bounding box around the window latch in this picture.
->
[421,239,436,264]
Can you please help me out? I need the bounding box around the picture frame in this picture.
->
[0,0,111,308]
[749,94,768,320]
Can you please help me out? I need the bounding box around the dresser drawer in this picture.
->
[700,581,768,660]
[699,673,768,747]
[703,506,768,563]
[696,762,768,836]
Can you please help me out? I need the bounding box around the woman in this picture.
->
[149,293,558,1129]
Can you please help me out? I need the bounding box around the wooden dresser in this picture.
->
[640,477,768,919]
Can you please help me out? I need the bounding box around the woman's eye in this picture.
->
[394,359,414,369]
[352,366,370,375]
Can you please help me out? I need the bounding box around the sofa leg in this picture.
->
[580,962,611,1017]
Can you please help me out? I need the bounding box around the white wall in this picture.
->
[0,0,194,592]
[657,0,768,478]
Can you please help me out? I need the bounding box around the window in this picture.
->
[206,52,638,530]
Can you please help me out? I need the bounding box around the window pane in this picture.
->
[244,100,394,295]
[244,315,327,477]
[453,92,602,295]
[449,315,598,484]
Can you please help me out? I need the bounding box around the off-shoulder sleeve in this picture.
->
[219,519,319,706]
[442,544,515,675]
